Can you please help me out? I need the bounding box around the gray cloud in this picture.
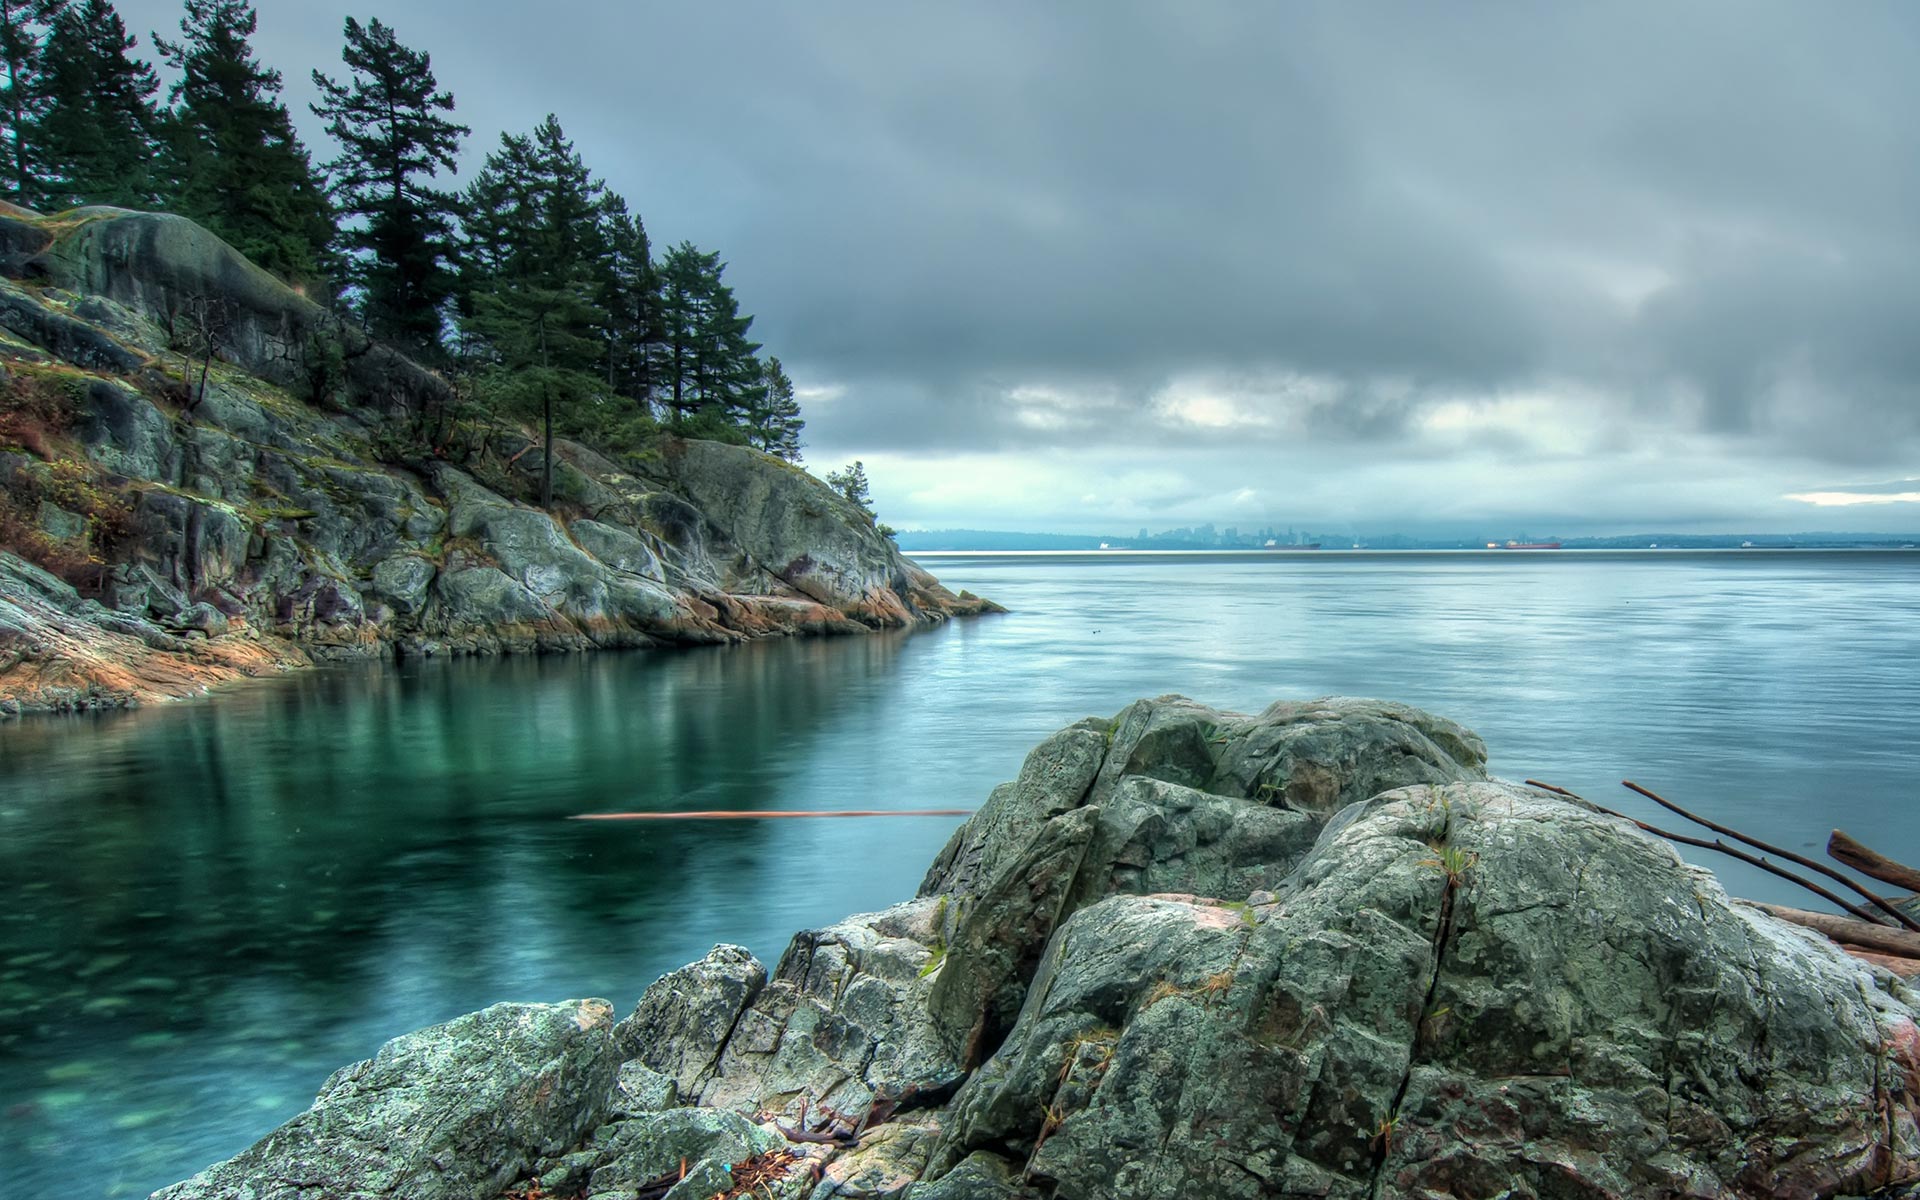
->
[118,0,1920,529]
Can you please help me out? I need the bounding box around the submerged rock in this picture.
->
[149,698,1920,1200]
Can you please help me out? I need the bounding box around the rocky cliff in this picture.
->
[0,204,995,714]
[153,697,1920,1200]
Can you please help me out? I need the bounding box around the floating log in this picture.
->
[571,809,973,821]
[1623,782,1920,932]
[1836,946,1920,978]
[1829,829,1920,895]
[1746,902,1920,959]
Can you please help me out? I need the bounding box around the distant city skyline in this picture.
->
[893,524,1920,552]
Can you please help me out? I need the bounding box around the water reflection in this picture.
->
[3,550,1919,1197]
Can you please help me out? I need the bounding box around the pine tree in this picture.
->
[310,16,467,356]
[461,116,609,509]
[749,356,804,461]
[695,264,763,428]
[37,0,161,208]
[0,0,68,206]
[654,240,710,421]
[596,192,657,410]
[826,461,873,514]
[155,0,334,285]
[654,240,762,432]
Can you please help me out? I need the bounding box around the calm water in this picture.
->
[4,549,1919,1196]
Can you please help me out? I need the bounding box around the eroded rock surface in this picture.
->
[154,999,621,1200]
[0,207,997,713]
[150,698,1920,1200]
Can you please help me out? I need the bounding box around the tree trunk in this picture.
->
[541,391,553,511]
[540,320,554,510]
[1746,902,1920,958]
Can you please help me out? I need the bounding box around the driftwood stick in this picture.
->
[1829,829,1920,895]
[1622,781,1920,932]
[1581,801,1890,926]
[1836,946,1920,978]
[1746,902,1920,959]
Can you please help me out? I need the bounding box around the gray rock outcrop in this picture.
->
[155,999,622,1200]
[0,207,998,713]
[149,698,1920,1200]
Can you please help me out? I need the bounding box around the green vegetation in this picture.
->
[310,16,466,357]
[38,0,163,208]
[0,368,133,586]
[826,459,900,541]
[155,0,335,284]
[0,1,816,506]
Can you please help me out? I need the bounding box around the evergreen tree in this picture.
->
[826,461,873,514]
[0,0,67,206]
[654,240,709,420]
[311,16,467,356]
[461,116,609,509]
[155,0,334,285]
[695,263,763,427]
[654,240,762,429]
[749,356,804,461]
[37,0,161,208]
[596,192,657,409]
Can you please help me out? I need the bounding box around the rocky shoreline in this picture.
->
[152,696,1920,1199]
[0,205,997,715]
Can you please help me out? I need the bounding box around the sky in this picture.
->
[120,1,1920,536]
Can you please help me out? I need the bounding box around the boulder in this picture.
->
[575,1106,782,1200]
[617,943,768,1097]
[924,780,1920,1199]
[924,696,1488,1068]
[694,899,963,1119]
[153,999,621,1200]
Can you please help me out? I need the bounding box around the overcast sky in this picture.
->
[123,1,1920,535]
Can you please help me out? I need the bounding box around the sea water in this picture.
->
[2,549,1916,1196]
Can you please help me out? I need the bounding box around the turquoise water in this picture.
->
[3,549,1919,1196]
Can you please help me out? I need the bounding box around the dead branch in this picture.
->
[1529,779,1906,929]
[1830,829,1920,895]
[1623,782,1919,932]
[1744,902,1920,959]
[777,1098,858,1147]
[1579,798,1890,926]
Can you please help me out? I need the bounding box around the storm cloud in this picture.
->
[123,1,1920,532]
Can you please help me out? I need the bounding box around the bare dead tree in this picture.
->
[167,293,234,415]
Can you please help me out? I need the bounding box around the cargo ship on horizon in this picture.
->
[1489,540,1564,550]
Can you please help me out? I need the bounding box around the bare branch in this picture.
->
[1623,781,1918,932]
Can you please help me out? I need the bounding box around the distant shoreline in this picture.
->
[906,544,1920,557]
